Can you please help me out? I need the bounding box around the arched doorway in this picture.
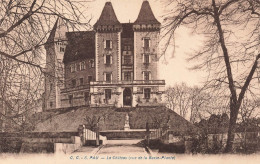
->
[123,88,132,106]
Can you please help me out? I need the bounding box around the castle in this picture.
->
[43,0,166,110]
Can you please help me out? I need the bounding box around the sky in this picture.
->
[84,0,206,87]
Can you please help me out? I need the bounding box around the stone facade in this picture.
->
[44,1,165,110]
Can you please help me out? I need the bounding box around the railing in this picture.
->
[149,128,169,140]
[61,84,90,93]
[90,80,165,86]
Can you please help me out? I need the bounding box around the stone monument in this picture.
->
[124,113,130,131]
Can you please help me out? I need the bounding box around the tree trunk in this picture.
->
[225,117,236,152]
[225,104,239,152]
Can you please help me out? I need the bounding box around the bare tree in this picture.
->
[166,83,214,123]
[162,0,260,152]
[0,0,92,131]
[240,97,260,123]
[166,83,192,119]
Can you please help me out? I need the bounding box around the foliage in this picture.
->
[195,113,229,134]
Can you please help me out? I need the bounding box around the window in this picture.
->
[80,78,84,85]
[105,89,112,100]
[106,55,111,64]
[60,47,65,52]
[124,45,131,51]
[70,64,75,72]
[144,54,150,64]
[72,79,76,88]
[105,40,112,49]
[123,55,132,65]
[143,38,150,49]
[80,61,86,70]
[77,63,80,71]
[50,83,53,91]
[105,54,112,65]
[144,88,151,99]
[144,71,150,81]
[105,73,112,82]
[69,95,73,105]
[88,76,93,83]
[84,92,89,103]
[50,102,53,108]
[89,59,95,68]
[124,72,131,81]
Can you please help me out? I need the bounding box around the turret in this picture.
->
[43,18,67,110]
[94,2,122,32]
[133,0,160,31]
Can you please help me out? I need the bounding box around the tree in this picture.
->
[165,83,191,119]
[237,97,260,148]
[0,0,92,131]
[163,0,260,152]
[166,83,215,123]
[239,97,260,123]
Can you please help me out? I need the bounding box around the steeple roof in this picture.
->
[134,0,160,25]
[46,19,58,44]
[94,2,121,29]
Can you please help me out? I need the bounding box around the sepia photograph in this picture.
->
[0,0,260,163]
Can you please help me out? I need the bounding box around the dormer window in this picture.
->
[89,59,95,68]
[70,64,75,72]
[80,61,86,70]
[104,40,112,49]
[60,47,65,52]
[77,63,80,71]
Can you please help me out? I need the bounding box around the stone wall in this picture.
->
[64,58,95,88]
[134,31,160,80]
[0,132,79,153]
[96,32,121,82]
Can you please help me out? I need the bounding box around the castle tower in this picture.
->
[91,2,123,107]
[94,1,122,82]
[131,0,164,107]
[90,1,165,107]
[44,18,67,110]
[133,0,160,80]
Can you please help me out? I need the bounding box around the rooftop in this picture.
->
[94,2,121,29]
[63,31,95,63]
[134,0,160,25]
